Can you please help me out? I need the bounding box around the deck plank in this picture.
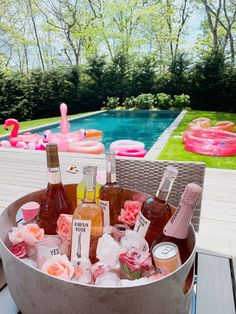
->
[0,287,18,314]
[0,260,6,290]
[196,253,235,314]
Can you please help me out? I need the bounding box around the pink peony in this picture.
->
[119,248,152,275]
[41,255,74,280]
[56,214,72,244]
[118,200,142,226]
[9,242,27,258]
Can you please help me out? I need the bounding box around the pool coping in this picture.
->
[144,110,187,160]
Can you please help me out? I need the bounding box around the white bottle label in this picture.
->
[99,199,110,226]
[134,212,151,237]
[71,219,91,260]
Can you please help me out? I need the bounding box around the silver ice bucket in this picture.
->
[0,185,196,314]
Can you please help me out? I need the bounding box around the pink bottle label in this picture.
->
[164,183,202,239]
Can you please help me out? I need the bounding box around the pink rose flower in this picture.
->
[22,224,44,246]
[118,200,142,226]
[119,248,152,274]
[56,214,72,244]
[8,227,25,244]
[8,224,44,246]
[41,255,74,280]
[9,242,27,258]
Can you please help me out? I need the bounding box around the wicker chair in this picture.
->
[116,158,205,232]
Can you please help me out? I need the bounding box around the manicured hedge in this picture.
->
[0,49,235,122]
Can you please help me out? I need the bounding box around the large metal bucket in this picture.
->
[0,185,195,314]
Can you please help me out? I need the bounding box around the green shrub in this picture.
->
[123,96,136,109]
[132,93,155,110]
[155,93,173,110]
[173,94,190,109]
[105,97,119,109]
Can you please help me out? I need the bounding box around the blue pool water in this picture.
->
[36,110,179,151]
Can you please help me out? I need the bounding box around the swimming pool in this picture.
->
[36,110,179,151]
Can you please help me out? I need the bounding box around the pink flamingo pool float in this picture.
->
[1,103,105,154]
[183,117,236,156]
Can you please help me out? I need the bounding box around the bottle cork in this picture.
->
[46,144,59,168]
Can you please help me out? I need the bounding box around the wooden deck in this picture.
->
[0,148,236,313]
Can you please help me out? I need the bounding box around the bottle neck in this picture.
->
[156,175,175,201]
[47,167,62,184]
[106,157,116,184]
[83,172,96,203]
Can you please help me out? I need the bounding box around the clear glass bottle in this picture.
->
[99,152,123,226]
[134,166,178,246]
[71,166,103,263]
[38,144,74,235]
[151,183,202,263]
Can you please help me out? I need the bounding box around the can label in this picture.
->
[99,199,110,226]
[152,242,181,274]
[71,219,91,261]
[134,212,150,237]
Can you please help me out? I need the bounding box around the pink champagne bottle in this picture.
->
[151,183,202,263]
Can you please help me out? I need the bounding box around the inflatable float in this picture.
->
[110,140,146,158]
[1,103,104,154]
[183,128,236,156]
[184,117,236,156]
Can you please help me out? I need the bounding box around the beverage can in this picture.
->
[152,242,181,274]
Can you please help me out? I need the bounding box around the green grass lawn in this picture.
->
[0,112,88,137]
[158,110,236,169]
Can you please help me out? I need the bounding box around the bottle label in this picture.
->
[71,219,91,260]
[48,171,61,184]
[134,212,151,237]
[99,199,110,226]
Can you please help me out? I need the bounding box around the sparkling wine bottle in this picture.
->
[99,152,123,226]
[71,166,103,263]
[151,183,202,263]
[134,166,178,245]
[38,144,74,235]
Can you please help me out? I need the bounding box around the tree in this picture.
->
[199,0,236,63]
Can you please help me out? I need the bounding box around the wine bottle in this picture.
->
[134,166,178,245]
[38,144,74,235]
[99,151,123,226]
[71,166,103,263]
[151,183,202,263]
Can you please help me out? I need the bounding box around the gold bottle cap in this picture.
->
[46,144,59,168]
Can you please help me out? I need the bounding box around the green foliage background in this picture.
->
[0,50,236,122]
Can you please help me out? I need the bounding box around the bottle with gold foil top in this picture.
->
[134,166,178,246]
[99,152,123,226]
[38,144,74,235]
[71,166,103,263]
[151,183,202,263]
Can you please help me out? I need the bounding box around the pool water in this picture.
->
[38,110,179,151]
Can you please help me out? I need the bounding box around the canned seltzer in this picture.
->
[152,242,181,274]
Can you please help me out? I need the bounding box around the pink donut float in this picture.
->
[183,129,236,156]
[188,117,211,130]
[117,148,147,158]
[110,140,145,154]
[68,141,105,154]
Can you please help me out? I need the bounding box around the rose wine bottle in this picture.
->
[134,166,178,245]
[38,144,74,235]
[71,166,103,263]
[99,152,123,226]
[151,183,202,263]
